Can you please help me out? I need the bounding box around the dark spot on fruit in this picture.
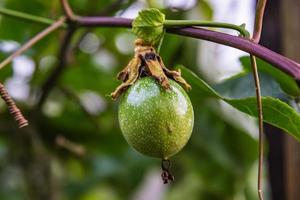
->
[167,123,173,134]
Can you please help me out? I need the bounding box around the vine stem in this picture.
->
[1,8,300,81]
[0,16,66,70]
[251,0,268,200]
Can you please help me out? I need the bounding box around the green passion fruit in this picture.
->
[118,77,194,159]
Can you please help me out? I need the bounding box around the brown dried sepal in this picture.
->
[111,39,191,100]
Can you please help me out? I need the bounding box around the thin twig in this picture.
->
[0,16,66,70]
[251,1,268,200]
[0,83,28,128]
[60,0,77,20]
[250,55,264,200]
[1,9,300,79]
[56,135,86,157]
[253,0,268,43]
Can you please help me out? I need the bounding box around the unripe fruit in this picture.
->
[119,77,194,159]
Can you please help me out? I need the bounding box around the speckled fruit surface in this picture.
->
[118,77,194,159]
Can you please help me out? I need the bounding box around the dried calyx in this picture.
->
[111,38,191,99]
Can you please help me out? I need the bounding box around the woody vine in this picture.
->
[1,0,300,199]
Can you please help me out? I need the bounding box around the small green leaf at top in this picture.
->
[132,8,165,45]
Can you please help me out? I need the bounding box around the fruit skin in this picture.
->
[118,77,194,159]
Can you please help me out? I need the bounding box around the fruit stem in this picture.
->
[164,20,250,37]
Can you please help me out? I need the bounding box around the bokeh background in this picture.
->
[0,0,299,199]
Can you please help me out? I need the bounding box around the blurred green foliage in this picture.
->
[0,0,299,200]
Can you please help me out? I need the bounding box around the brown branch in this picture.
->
[76,16,131,27]
[36,27,76,109]
[0,83,28,128]
[0,16,66,70]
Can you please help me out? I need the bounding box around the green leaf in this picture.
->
[179,66,220,98]
[227,97,300,138]
[240,56,300,96]
[179,66,300,141]
[214,71,289,100]
[132,8,165,45]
